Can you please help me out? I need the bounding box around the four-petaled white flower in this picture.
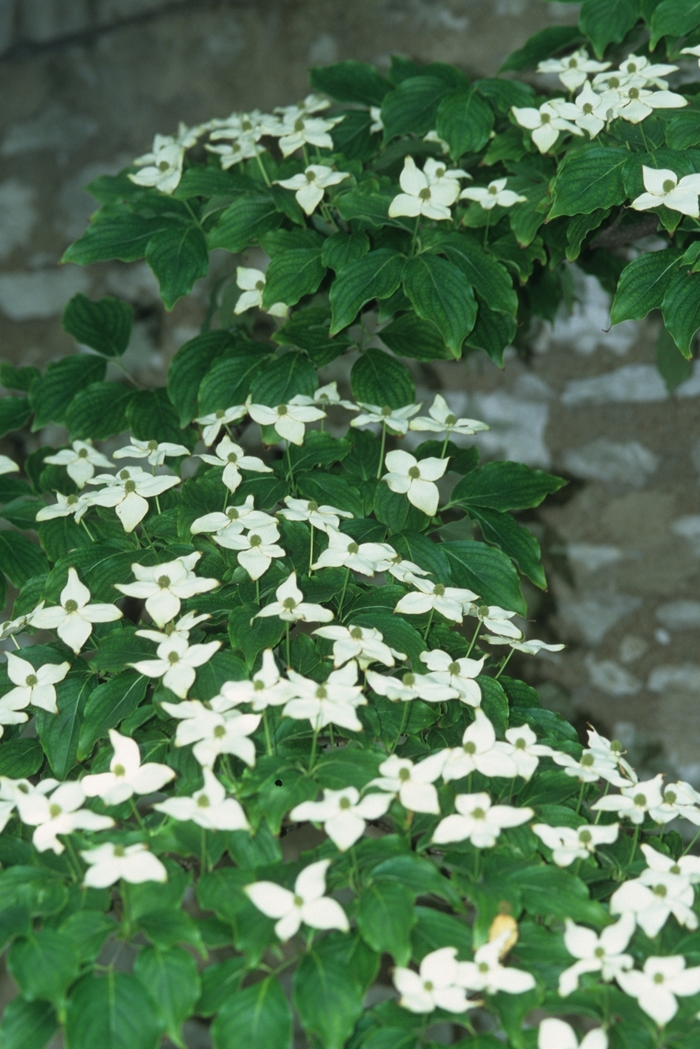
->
[115,552,219,627]
[284,662,366,732]
[44,439,112,488]
[552,746,629,787]
[191,497,275,543]
[409,394,488,436]
[483,633,565,655]
[366,667,458,704]
[2,652,70,714]
[420,649,484,707]
[591,773,665,824]
[233,266,289,318]
[369,753,444,814]
[87,466,181,532]
[207,134,264,168]
[131,634,221,698]
[195,404,247,447]
[312,529,392,576]
[136,610,210,645]
[35,490,94,523]
[31,567,122,654]
[641,843,700,883]
[383,450,448,517]
[617,85,687,124]
[512,101,583,153]
[586,727,637,784]
[459,934,536,995]
[81,841,168,888]
[618,54,677,89]
[273,94,331,120]
[245,859,349,940]
[311,381,356,410]
[248,397,326,446]
[161,698,260,767]
[648,780,700,825]
[433,792,533,848]
[532,821,619,867]
[460,177,526,210]
[617,956,700,1027]
[129,125,199,193]
[396,577,478,624]
[537,48,610,91]
[314,624,403,669]
[220,649,295,712]
[271,112,344,157]
[394,947,474,1014]
[503,723,558,780]
[274,164,349,215]
[560,82,614,138]
[538,1018,608,1049]
[438,709,518,781]
[15,780,113,854]
[630,166,700,219]
[155,767,249,830]
[198,434,272,493]
[558,914,635,996]
[610,870,697,937]
[222,521,286,580]
[468,603,520,638]
[278,496,352,533]
[81,728,175,805]
[290,787,392,850]
[256,572,333,624]
[351,402,421,436]
[113,437,190,467]
[389,156,463,220]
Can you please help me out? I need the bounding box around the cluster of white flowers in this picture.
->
[388,154,526,221]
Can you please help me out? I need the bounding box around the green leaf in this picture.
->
[666,104,700,151]
[274,307,353,367]
[403,255,476,356]
[511,865,607,925]
[64,381,136,440]
[469,506,546,589]
[0,998,58,1049]
[329,249,405,334]
[77,669,148,760]
[29,355,106,430]
[250,351,317,406]
[372,854,461,907]
[310,61,392,106]
[145,224,209,310]
[8,930,80,1004]
[196,957,246,1016]
[0,397,31,437]
[136,908,204,954]
[294,935,376,1049]
[549,148,629,219]
[0,532,49,587]
[134,947,200,1046]
[443,540,526,615]
[59,911,115,964]
[353,613,426,669]
[262,248,326,310]
[451,462,566,511]
[65,972,163,1049]
[126,387,190,446]
[392,530,451,579]
[208,194,283,252]
[565,209,610,262]
[433,234,517,315]
[411,905,472,960]
[374,483,429,533]
[167,331,237,426]
[62,206,169,266]
[297,473,364,515]
[381,76,451,141]
[650,0,700,47]
[499,25,583,71]
[610,249,681,324]
[212,977,292,1049]
[655,322,694,393]
[1,363,41,393]
[379,313,452,360]
[662,267,700,358]
[0,867,68,917]
[350,348,415,407]
[464,301,517,367]
[35,672,95,779]
[289,430,350,472]
[579,0,640,58]
[334,188,394,228]
[478,675,510,735]
[0,738,44,777]
[195,650,247,700]
[61,294,133,358]
[357,881,416,965]
[435,87,494,159]
[198,346,275,414]
[321,232,370,272]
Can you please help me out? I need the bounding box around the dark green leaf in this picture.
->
[29,355,106,430]
[372,854,461,906]
[64,381,136,440]
[0,363,40,393]
[195,650,247,700]
[136,908,204,953]
[443,540,526,615]
[134,947,200,1045]
[77,669,148,760]
[262,249,326,309]
[208,194,283,252]
[212,976,292,1049]
[196,957,246,1016]
[478,676,510,735]
[329,250,405,334]
[250,351,317,406]
[59,911,115,964]
[167,331,237,426]
[357,881,416,965]
[274,307,353,367]
[451,462,566,511]
[126,387,190,446]
[350,348,415,408]
[611,250,681,324]
[0,532,49,587]
[565,209,610,262]
[310,61,392,106]
[435,87,494,159]
[510,865,607,924]
[321,232,370,272]
[8,930,80,1004]
[0,998,58,1049]
[374,483,429,533]
[65,972,163,1049]
[353,613,426,668]
[662,266,700,358]
[381,76,451,141]
[145,224,209,310]
[433,234,517,315]
[549,148,629,219]
[411,905,472,960]
[294,935,374,1049]
[464,302,517,367]
[198,346,274,414]
[35,672,96,779]
[500,25,584,71]
[0,738,44,777]
[379,313,452,360]
[289,430,350,471]
[62,207,169,266]
[469,506,546,589]
[650,0,700,47]
[0,867,68,917]
[403,255,476,356]
[666,104,700,151]
[61,294,133,358]
[579,0,640,58]
[0,397,31,437]
[655,321,694,393]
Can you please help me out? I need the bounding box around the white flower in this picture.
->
[512,101,583,153]
[81,842,168,888]
[458,935,536,994]
[314,624,403,669]
[502,723,558,780]
[552,747,629,787]
[154,767,249,830]
[278,495,352,533]
[483,634,565,655]
[539,1018,608,1049]
[43,439,112,488]
[161,699,260,767]
[220,649,295,712]
[232,267,289,318]
[15,780,113,854]
[256,571,333,624]
[648,781,700,825]
[113,437,190,467]
[129,127,197,193]
[617,85,687,123]
[420,649,484,707]
[290,787,392,850]
[630,166,700,219]
[641,843,700,883]
[388,156,461,220]
[394,948,473,1014]
[35,490,94,523]
[87,466,180,532]
[135,610,210,645]
[424,156,471,192]
[0,455,18,475]
[273,94,331,119]
[131,634,221,698]
[311,529,392,576]
[81,728,175,805]
[222,522,286,580]
[532,822,619,867]
[383,450,448,517]
[610,872,697,937]
[283,662,366,732]
[312,381,356,410]
[617,956,700,1027]
[274,164,349,215]
[558,915,635,996]
[618,54,678,89]
[248,397,326,446]
[369,753,444,814]
[271,113,344,157]
[351,402,421,436]
[31,567,122,654]
[586,727,637,783]
[195,404,247,447]
[366,668,458,704]
[433,792,533,848]
[0,613,33,642]
[369,106,383,132]
[468,603,521,638]
[438,709,519,781]
[383,550,431,583]
[0,692,30,736]
[590,774,665,824]
[245,859,349,941]
[409,395,488,436]
[115,552,219,626]
[191,497,275,542]
[207,135,264,168]
[1,652,70,714]
[537,48,610,90]
[682,44,700,67]
[395,577,478,624]
[460,177,526,210]
[557,82,612,138]
[198,434,272,493]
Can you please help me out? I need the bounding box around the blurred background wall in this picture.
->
[1,0,700,782]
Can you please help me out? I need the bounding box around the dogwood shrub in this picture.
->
[1,3,700,1048]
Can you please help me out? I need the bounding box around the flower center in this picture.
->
[568,57,578,67]
[294,893,304,907]
[662,179,675,193]
[472,807,485,819]
[277,405,288,416]
[78,448,88,458]
[308,501,319,512]
[402,673,415,687]
[540,112,551,123]
[478,605,490,617]
[381,405,392,417]
[168,652,179,664]
[581,754,594,767]
[227,507,239,519]
[49,803,62,818]
[119,469,130,480]
[433,584,445,596]
[25,674,38,687]
[478,962,489,973]
[449,662,460,675]
[305,170,316,183]
[348,542,359,554]
[445,413,457,425]
[611,740,623,753]
[158,159,170,171]
[408,466,420,479]
[671,864,681,874]
[609,76,621,88]
[64,599,79,613]
[254,679,265,690]
[463,741,476,755]
[653,973,665,984]
[583,103,593,114]
[594,946,605,958]
[124,480,136,493]
[664,791,677,804]
[423,980,434,991]
[579,830,592,844]
[294,118,305,132]
[158,575,171,589]
[515,738,526,750]
[633,794,646,806]
[398,768,411,782]
[113,763,126,777]
[67,495,78,505]
[339,797,351,810]
[249,534,262,547]
[114,844,126,857]
[350,627,363,640]
[283,597,297,610]
[626,62,636,72]
[628,87,640,99]
[148,439,158,451]
[216,409,225,419]
[653,884,667,897]
[213,725,226,739]
[197,793,210,807]
[418,187,431,200]
[227,452,238,463]
[315,686,327,700]
[488,184,498,195]
[242,119,252,131]
[436,167,445,177]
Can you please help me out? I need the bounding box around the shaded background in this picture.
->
[1,0,700,785]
